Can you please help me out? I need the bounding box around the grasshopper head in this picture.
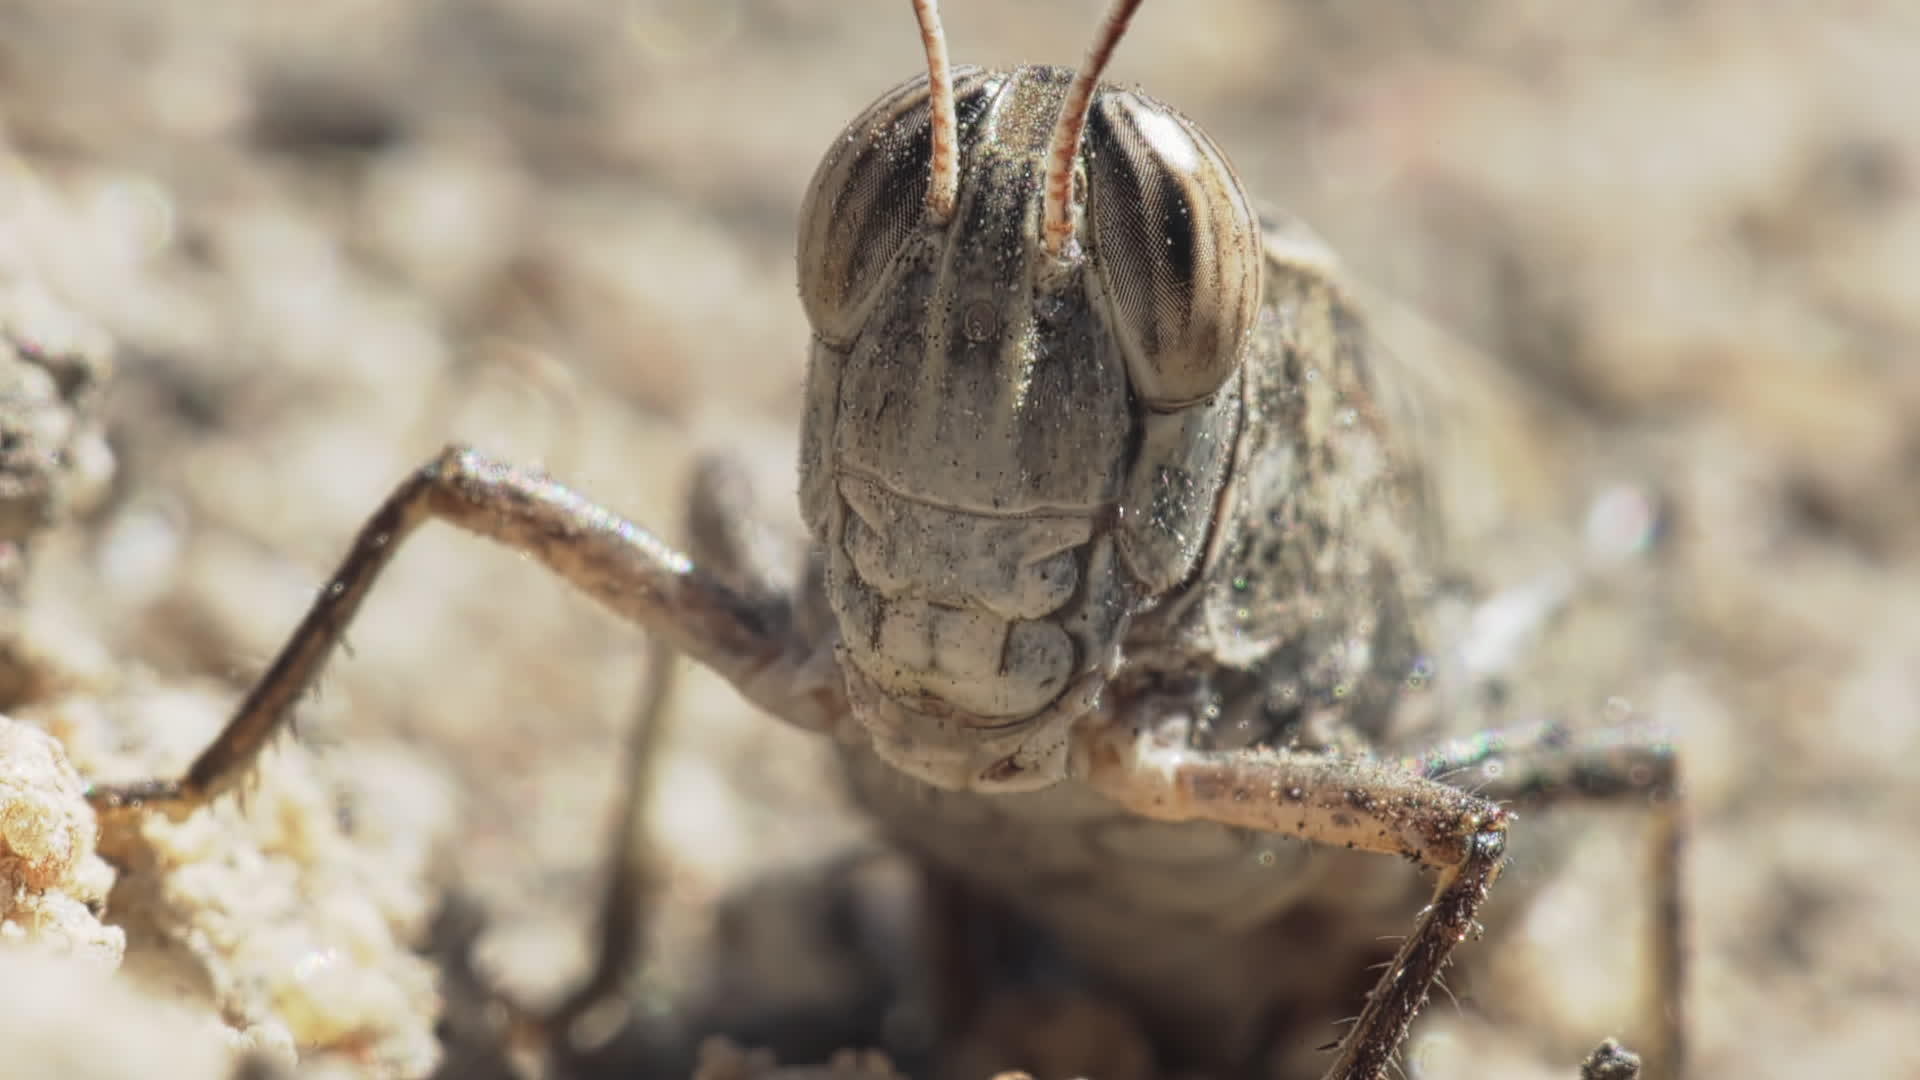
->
[793,1,1262,793]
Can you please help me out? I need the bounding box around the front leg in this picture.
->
[87,444,838,822]
[1079,721,1512,1080]
[1411,720,1685,1080]
[536,449,838,1066]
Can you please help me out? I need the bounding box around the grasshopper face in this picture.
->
[796,64,1264,793]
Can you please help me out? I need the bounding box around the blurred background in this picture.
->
[1,1,1917,1078]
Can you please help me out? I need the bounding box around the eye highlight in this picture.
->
[1084,88,1262,409]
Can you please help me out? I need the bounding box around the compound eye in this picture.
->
[1085,89,1262,409]
[797,68,995,345]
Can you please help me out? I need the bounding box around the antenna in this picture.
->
[911,0,960,224]
[1041,0,1146,257]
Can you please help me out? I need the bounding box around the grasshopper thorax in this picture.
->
[794,29,1262,794]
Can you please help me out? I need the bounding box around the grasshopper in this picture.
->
[88,1,1684,1077]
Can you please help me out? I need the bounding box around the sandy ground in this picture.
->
[2,1,1918,1078]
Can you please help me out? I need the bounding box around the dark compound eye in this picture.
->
[1084,88,1262,409]
[796,68,1000,346]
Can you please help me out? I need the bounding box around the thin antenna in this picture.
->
[1041,0,1146,257]
[912,0,960,224]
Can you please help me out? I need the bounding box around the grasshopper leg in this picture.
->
[1084,713,1684,1080]
[1081,722,1512,1080]
[82,443,836,1067]
[534,451,827,1064]
[1412,720,1685,1080]
[85,443,825,818]
[519,636,680,1063]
